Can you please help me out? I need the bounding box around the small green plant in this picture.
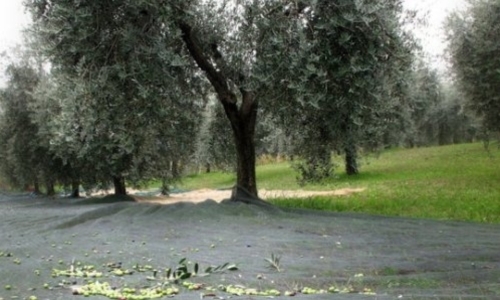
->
[265,253,282,272]
[153,258,238,283]
[163,258,196,282]
[203,262,238,274]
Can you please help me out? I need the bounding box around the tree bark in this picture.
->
[45,180,55,196]
[70,179,80,198]
[342,115,359,176]
[179,21,259,197]
[171,160,180,178]
[344,140,359,176]
[224,92,258,196]
[33,179,40,194]
[113,176,127,195]
[161,178,169,196]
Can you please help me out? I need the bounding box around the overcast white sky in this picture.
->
[0,1,30,52]
[0,0,466,76]
[404,0,467,71]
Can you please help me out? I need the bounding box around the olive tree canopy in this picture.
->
[446,0,500,134]
[26,0,203,194]
[25,0,419,196]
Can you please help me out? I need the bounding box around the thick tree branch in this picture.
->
[178,21,236,105]
[209,42,246,87]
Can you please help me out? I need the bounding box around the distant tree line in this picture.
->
[446,0,500,139]
[0,0,482,196]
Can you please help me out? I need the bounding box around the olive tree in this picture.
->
[26,0,202,195]
[405,62,444,147]
[173,1,290,196]
[257,0,416,181]
[0,59,60,194]
[435,82,479,145]
[446,0,500,134]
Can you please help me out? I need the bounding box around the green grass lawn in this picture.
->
[174,143,500,223]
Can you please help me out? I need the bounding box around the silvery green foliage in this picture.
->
[0,60,61,192]
[434,83,480,145]
[178,1,413,178]
[255,0,416,180]
[26,0,288,192]
[21,0,432,190]
[256,113,294,157]
[404,62,478,147]
[193,99,236,173]
[193,102,288,173]
[404,62,444,147]
[26,0,203,190]
[0,62,40,188]
[446,0,500,134]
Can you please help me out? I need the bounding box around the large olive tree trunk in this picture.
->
[112,176,127,195]
[222,92,259,196]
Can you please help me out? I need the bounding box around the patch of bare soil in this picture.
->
[134,187,366,204]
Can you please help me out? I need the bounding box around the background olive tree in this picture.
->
[26,0,203,195]
[0,56,64,195]
[446,0,500,136]
[256,0,417,182]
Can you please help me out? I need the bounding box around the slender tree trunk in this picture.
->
[171,160,179,178]
[46,180,55,196]
[344,143,359,175]
[70,179,80,198]
[112,176,127,195]
[33,179,40,194]
[160,178,169,196]
[341,105,359,176]
[344,131,359,176]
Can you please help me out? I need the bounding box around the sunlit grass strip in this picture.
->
[178,143,500,223]
[269,193,500,223]
[267,143,500,223]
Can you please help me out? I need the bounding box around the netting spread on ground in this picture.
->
[1,193,499,299]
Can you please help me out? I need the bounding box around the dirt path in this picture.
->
[134,187,366,204]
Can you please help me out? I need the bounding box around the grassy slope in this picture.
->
[175,143,500,223]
